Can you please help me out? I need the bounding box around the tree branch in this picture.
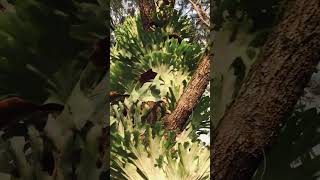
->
[136,0,212,132]
[164,53,211,131]
[188,0,210,29]
[137,0,156,31]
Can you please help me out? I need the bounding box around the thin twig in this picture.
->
[188,0,210,29]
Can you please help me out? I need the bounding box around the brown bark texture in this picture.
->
[162,0,175,7]
[211,0,320,179]
[164,54,211,131]
[138,0,156,31]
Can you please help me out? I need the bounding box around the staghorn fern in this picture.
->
[110,15,202,93]
[110,60,210,179]
[110,2,210,179]
[110,97,210,180]
[0,0,108,179]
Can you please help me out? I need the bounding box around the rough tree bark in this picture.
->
[137,0,156,31]
[211,0,320,179]
[162,0,175,7]
[164,54,211,131]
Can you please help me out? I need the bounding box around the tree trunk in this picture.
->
[211,0,320,179]
[164,53,211,131]
[138,0,156,31]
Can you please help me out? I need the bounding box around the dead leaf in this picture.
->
[109,91,130,102]
[0,97,64,129]
[139,69,157,86]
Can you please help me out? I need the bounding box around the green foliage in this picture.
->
[110,98,210,180]
[0,0,108,179]
[211,0,286,127]
[0,0,107,102]
[110,14,202,92]
[110,5,210,179]
[110,2,209,133]
[252,107,320,180]
[127,64,190,109]
[213,0,282,31]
